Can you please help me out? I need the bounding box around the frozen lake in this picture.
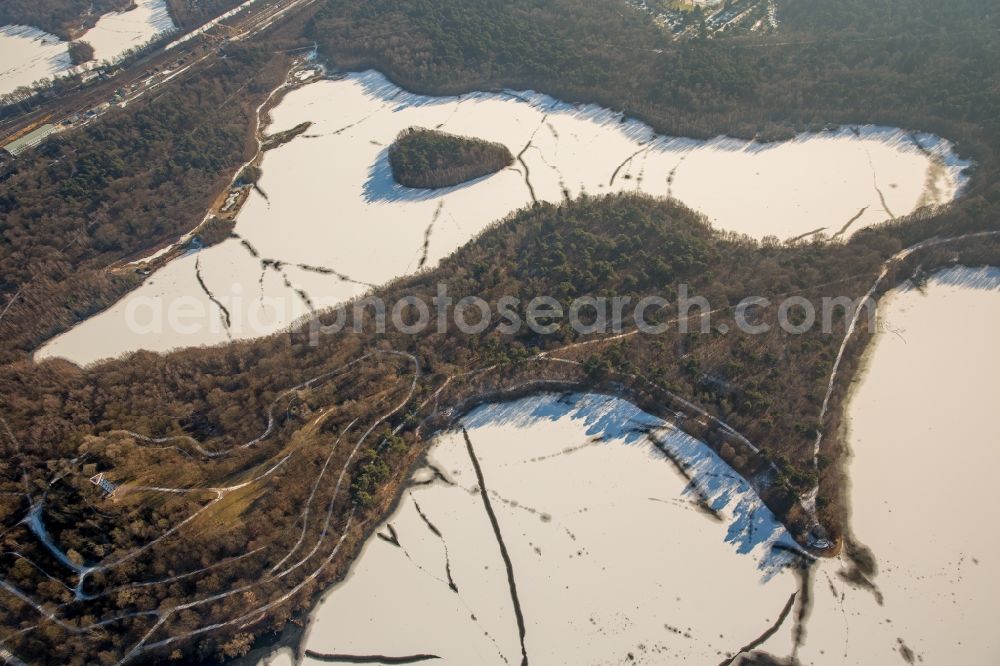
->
[298,392,800,665]
[36,70,970,365]
[0,0,174,96]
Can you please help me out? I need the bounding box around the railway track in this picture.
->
[0,0,320,151]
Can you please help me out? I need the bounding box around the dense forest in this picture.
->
[388,127,514,188]
[67,40,96,66]
[309,0,1000,168]
[0,0,999,662]
[165,0,247,30]
[0,0,135,39]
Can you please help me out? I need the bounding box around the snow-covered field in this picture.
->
[298,393,800,665]
[0,0,174,96]
[36,70,969,365]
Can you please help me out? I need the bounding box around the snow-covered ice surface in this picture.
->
[0,0,175,96]
[36,70,970,365]
[79,0,174,64]
[787,266,1000,665]
[298,392,800,665]
[0,25,73,95]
